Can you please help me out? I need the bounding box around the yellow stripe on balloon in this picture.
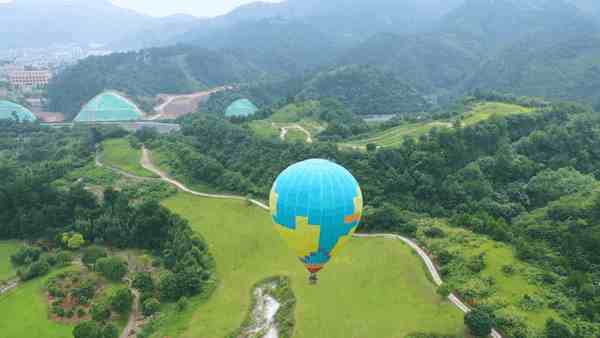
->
[329,225,358,259]
[276,216,320,259]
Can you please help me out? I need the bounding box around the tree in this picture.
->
[142,298,160,317]
[96,257,128,282]
[100,323,118,338]
[82,246,107,266]
[73,321,100,338]
[67,233,85,250]
[132,272,154,293]
[158,271,179,301]
[465,309,493,337]
[110,288,133,315]
[91,302,111,322]
[545,318,573,338]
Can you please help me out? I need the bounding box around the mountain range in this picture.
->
[32,0,600,113]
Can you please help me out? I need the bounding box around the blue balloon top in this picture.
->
[270,159,363,267]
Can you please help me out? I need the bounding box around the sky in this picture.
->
[0,0,283,18]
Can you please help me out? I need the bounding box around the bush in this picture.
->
[95,256,128,282]
[132,272,154,293]
[18,259,50,281]
[424,227,446,238]
[142,298,160,317]
[53,305,65,317]
[11,246,42,266]
[176,296,189,312]
[91,302,111,322]
[77,308,86,318]
[467,254,486,273]
[101,323,119,338]
[465,309,493,337]
[73,321,99,338]
[66,309,75,318]
[501,264,515,275]
[110,288,133,315]
[55,251,73,267]
[82,246,107,266]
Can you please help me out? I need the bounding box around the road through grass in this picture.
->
[162,193,465,338]
[102,138,158,178]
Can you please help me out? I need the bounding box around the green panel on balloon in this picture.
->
[225,99,258,117]
[0,101,37,121]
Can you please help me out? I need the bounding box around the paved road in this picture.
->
[132,147,502,338]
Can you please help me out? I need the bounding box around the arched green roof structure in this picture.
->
[225,99,258,117]
[0,100,37,121]
[75,91,142,122]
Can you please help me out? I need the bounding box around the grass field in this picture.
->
[102,138,158,178]
[0,241,21,281]
[0,267,78,338]
[344,101,534,150]
[159,193,465,338]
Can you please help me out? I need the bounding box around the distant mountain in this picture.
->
[0,0,149,48]
[338,0,600,104]
[179,0,465,47]
[0,0,204,49]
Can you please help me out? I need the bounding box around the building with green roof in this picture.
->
[0,100,37,121]
[75,91,142,122]
[225,99,258,117]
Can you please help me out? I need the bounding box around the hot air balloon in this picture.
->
[270,159,363,284]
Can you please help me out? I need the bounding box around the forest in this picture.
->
[139,96,600,337]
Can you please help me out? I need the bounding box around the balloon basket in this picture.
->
[309,272,318,285]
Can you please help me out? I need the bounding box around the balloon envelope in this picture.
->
[270,159,363,274]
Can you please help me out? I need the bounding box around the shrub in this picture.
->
[73,321,100,338]
[55,251,73,267]
[95,257,127,282]
[11,246,42,266]
[465,309,493,337]
[77,308,86,318]
[501,264,515,275]
[82,246,107,266]
[176,296,189,312]
[110,288,133,315]
[91,302,111,322]
[132,272,154,293]
[424,227,446,238]
[142,298,160,317]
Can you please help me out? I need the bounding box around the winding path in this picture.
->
[106,145,502,338]
[278,124,313,143]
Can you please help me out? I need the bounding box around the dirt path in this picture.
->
[150,86,231,121]
[0,279,19,295]
[119,289,140,338]
[135,147,502,338]
[279,124,313,143]
[140,146,268,209]
[95,147,161,182]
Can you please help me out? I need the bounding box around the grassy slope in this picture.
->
[160,193,465,338]
[420,222,558,332]
[0,267,78,338]
[0,241,21,281]
[345,101,533,149]
[102,138,157,178]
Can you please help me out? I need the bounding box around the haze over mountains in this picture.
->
[14,0,600,114]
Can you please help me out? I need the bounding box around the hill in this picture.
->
[47,46,266,119]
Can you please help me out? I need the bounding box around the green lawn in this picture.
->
[0,267,79,338]
[462,102,533,125]
[160,193,465,338]
[345,121,452,149]
[344,101,533,150]
[0,241,21,281]
[101,138,157,178]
